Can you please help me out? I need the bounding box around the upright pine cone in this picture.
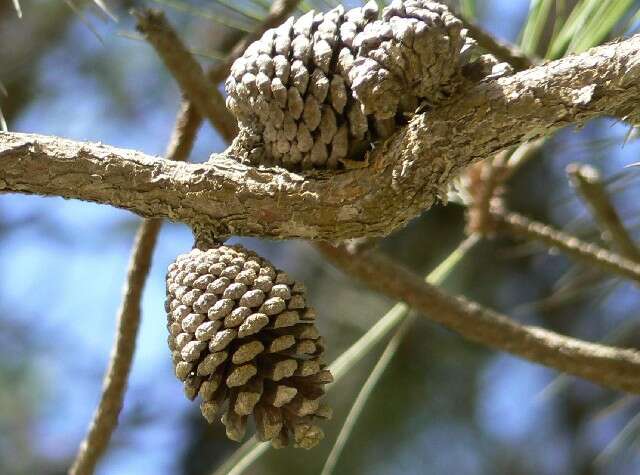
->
[225,0,468,170]
[165,244,332,449]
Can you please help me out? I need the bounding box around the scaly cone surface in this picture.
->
[166,244,332,448]
[225,0,468,170]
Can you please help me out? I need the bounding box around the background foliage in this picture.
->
[2,0,640,474]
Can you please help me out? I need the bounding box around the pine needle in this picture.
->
[65,0,105,45]
[319,316,414,475]
[151,0,255,32]
[0,108,8,133]
[211,235,478,475]
[595,411,640,466]
[117,30,227,61]
[12,0,22,18]
[93,0,118,22]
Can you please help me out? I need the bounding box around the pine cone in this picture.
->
[225,0,468,170]
[165,244,332,449]
[351,0,466,118]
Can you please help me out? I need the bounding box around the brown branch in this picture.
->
[464,152,508,235]
[2,35,640,239]
[134,9,237,143]
[316,243,640,394]
[567,163,640,261]
[68,4,300,472]
[465,138,546,235]
[493,209,640,283]
[69,219,161,475]
[68,90,200,475]
[461,17,536,71]
[141,0,301,156]
[207,0,301,84]
[164,99,202,162]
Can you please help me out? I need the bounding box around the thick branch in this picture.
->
[316,243,640,394]
[2,36,640,239]
[68,91,201,475]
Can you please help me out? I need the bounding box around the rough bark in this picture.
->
[1,35,639,240]
[317,243,640,394]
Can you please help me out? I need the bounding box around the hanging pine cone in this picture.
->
[165,243,332,449]
[225,0,469,170]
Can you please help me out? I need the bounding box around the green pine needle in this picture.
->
[211,235,478,475]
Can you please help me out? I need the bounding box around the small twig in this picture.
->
[165,99,202,161]
[461,17,536,71]
[465,139,546,236]
[142,0,301,155]
[493,209,640,284]
[464,152,508,236]
[134,9,238,143]
[567,163,640,262]
[316,242,640,394]
[69,88,200,475]
[536,310,637,401]
[69,219,161,475]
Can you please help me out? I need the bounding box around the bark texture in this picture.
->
[1,35,640,239]
[317,243,640,395]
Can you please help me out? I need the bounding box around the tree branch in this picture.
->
[68,89,200,475]
[164,99,202,163]
[316,243,640,394]
[2,35,640,239]
[69,219,160,475]
[460,17,535,71]
[567,163,640,261]
[134,9,238,143]
[493,209,640,284]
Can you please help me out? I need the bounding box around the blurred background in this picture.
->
[2,0,640,474]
